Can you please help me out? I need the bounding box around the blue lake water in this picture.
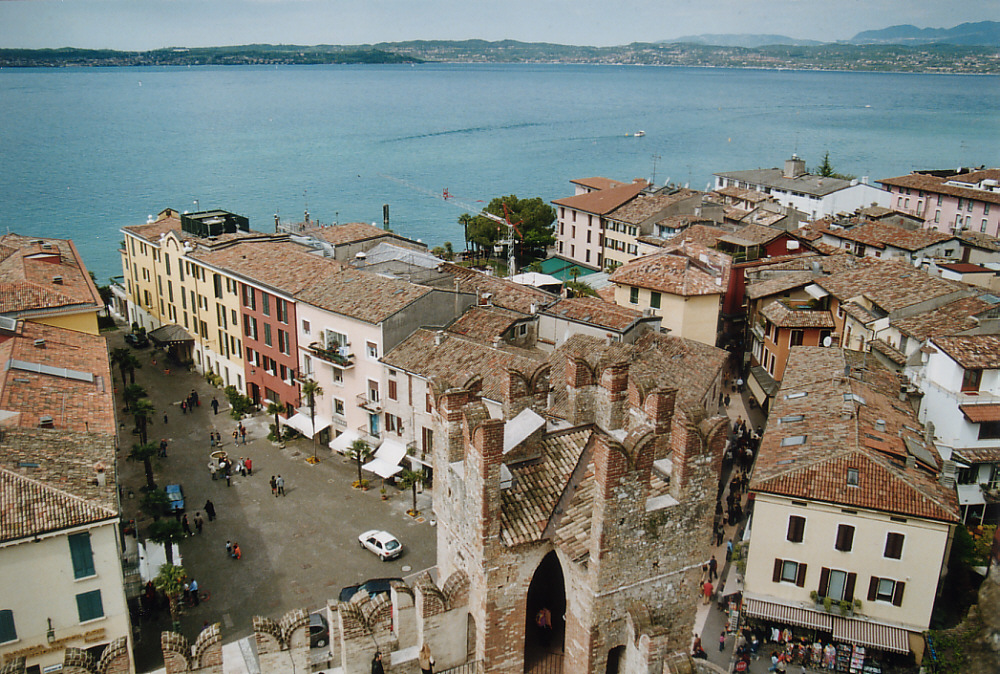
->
[0,63,997,280]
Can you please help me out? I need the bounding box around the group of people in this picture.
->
[371,643,434,673]
[225,540,242,560]
[180,389,200,414]
[209,453,252,486]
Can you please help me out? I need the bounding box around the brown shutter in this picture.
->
[845,573,857,602]
[885,533,904,559]
[892,581,905,607]
[773,559,783,583]
[836,525,855,551]
[867,576,879,601]
[818,567,830,597]
[796,563,807,587]
[787,516,804,543]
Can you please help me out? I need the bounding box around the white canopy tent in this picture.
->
[284,411,331,439]
[363,438,407,479]
[329,429,363,454]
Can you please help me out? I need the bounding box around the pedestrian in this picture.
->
[233,429,240,446]
[213,430,220,446]
[225,468,232,487]
[239,424,246,444]
[204,499,216,521]
[181,400,187,414]
[232,542,241,560]
[236,457,244,475]
[211,396,219,414]
[226,540,232,556]
[163,412,168,424]
[209,461,217,481]
[194,513,204,534]
[709,555,718,582]
[159,438,168,457]
[719,631,727,652]
[371,652,385,674]
[726,539,733,561]
[189,578,199,606]
[182,514,192,536]
[209,431,216,449]
[182,581,190,604]
[191,389,199,406]
[245,456,253,476]
[418,643,435,674]
[703,579,714,605]
[276,474,285,496]
[270,475,277,496]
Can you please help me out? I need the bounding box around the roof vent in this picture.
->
[39,415,54,428]
[41,242,52,250]
[52,276,63,285]
[875,419,887,432]
[434,330,446,347]
[33,339,45,348]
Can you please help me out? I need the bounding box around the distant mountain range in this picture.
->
[666,20,1000,48]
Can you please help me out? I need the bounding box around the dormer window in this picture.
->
[961,368,982,393]
[847,468,859,487]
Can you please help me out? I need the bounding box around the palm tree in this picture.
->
[148,519,185,566]
[111,348,142,390]
[128,442,159,491]
[153,562,187,627]
[123,383,146,412]
[300,378,324,461]
[132,398,155,445]
[398,468,423,516]
[266,401,286,440]
[348,438,372,488]
[139,488,170,520]
[458,213,474,254]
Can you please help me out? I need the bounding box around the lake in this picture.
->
[0,63,997,280]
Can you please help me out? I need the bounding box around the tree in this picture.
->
[128,442,159,491]
[139,488,170,520]
[267,401,287,440]
[815,152,855,180]
[458,213,475,253]
[131,398,155,446]
[153,562,187,626]
[398,468,422,516]
[464,195,556,265]
[123,383,146,412]
[111,348,141,390]
[148,519,185,566]
[300,378,324,462]
[348,438,373,488]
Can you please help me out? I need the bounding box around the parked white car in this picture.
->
[358,529,403,561]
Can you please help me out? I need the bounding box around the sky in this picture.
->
[0,0,996,51]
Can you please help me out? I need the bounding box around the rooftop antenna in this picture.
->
[651,154,662,188]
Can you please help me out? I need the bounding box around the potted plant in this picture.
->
[380,486,387,500]
[823,596,833,612]
[838,599,853,616]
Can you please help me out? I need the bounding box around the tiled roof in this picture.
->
[0,321,116,434]
[500,427,591,546]
[878,172,1000,206]
[570,177,626,191]
[816,259,965,314]
[0,429,119,543]
[552,180,649,215]
[760,301,835,329]
[751,347,959,523]
[952,446,1000,464]
[551,458,596,562]
[824,221,954,252]
[542,297,646,333]
[728,224,785,245]
[436,262,556,314]
[609,250,723,297]
[892,295,994,341]
[716,168,852,197]
[715,186,770,203]
[938,263,992,274]
[871,339,907,366]
[957,230,1000,252]
[0,234,102,314]
[605,189,700,225]
[666,224,729,248]
[381,329,548,402]
[959,404,1000,424]
[931,334,1000,370]
[190,239,344,295]
[293,266,432,324]
[307,222,393,246]
[745,272,815,300]
[842,301,879,325]
[447,306,526,342]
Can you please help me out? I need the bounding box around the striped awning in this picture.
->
[742,598,833,631]
[832,617,910,654]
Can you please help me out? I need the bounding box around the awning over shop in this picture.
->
[363,438,407,479]
[832,617,910,654]
[742,598,833,631]
[148,324,194,345]
[284,412,331,438]
[748,365,779,405]
[329,429,361,454]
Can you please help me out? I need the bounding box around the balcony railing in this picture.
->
[308,342,355,368]
[357,393,382,413]
[357,425,381,443]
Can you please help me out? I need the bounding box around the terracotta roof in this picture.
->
[610,250,724,297]
[751,347,959,523]
[667,224,729,248]
[728,224,785,245]
[552,180,649,215]
[293,266,432,324]
[938,262,993,274]
[436,262,556,314]
[957,230,1000,252]
[953,446,1000,464]
[542,297,646,333]
[816,259,966,314]
[931,334,1000,370]
[190,239,344,295]
[0,321,115,434]
[551,457,596,561]
[824,221,954,252]
[0,234,102,315]
[570,177,626,191]
[715,186,770,203]
[871,338,907,366]
[447,306,526,342]
[306,222,394,246]
[878,172,1000,206]
[893,295,995,341]
[605,189,700,225]
[760,301,835,329]
[959,404,1000,424]
[745,272,815,300]
[0,429,119,543]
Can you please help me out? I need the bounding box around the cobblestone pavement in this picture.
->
[111,329,436,672]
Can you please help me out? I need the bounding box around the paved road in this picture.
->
[111,330,436,672]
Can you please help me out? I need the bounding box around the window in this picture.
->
[332,367,344,385]
[242,286,256,310]
[935,210,940,223]
[985,203,991,215]
[884,532,905,559]
[786,515,805,543]
[386,413,403,434]
[978,421,1000,440]
[962,368,982,392]
[790,329,804,347]
[324,329,347,350]
[629,287,639,304]
[773,558,807,586]
[68,532,95,579]
[302,319,311,335]
[426,392,433,413]
[76,590,104,622]
[650,292,661,309]
[868,577,905,606]
[957,198,963,210]
[388,379,398,401]
[834,524,855,552]
[818,568,857,601]
[847,468,860,486]
[368,380,379,402]
[261,293,271,317]
[263,323,272,347]
[983,220,989,233]
[213,274,222,298]
[278,329,289,355]
[367,342,378,359]
[937,194,943,206]
[333,398,345,416]
[0,610,16,644]
[276,298,288,323]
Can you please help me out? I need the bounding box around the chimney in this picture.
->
[875,419,887,432]
[274,214,280,232]
[434,330,445,347]
[784,155,807,179]
[939,459,956,487]
[530,302,537,315]
[596,362,629,431]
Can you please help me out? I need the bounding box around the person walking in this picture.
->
[239,424,247,444]
[270,475,277,496]
[226,540,232,556]
[236,457,244,476]
[211,396,219,414]
[225,467,232,487]
[209,461,217,481]
[204,499,216,521]
[371,652,385,674]
[232,542,241,560]
[719,631,727,652]
[181,514,192,537]
[276,474,285,496]
[245,457,253,476]
[703,579,714,605]
[709,555,718,582]
[418,643,435,674]
[194,512,204,534]
[180,400,187,414]
[189,578,199,606]
[233,429,240,446]
[159,438,168,457]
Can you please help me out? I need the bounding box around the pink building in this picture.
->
[879,168,1000,237]
[551,178,647,269]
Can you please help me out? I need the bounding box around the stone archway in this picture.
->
[605,645,625,673]
[524,550,566,672]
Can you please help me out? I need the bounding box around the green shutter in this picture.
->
[76,590,104,622]
[68,533,95,578]
[0,610,16,643]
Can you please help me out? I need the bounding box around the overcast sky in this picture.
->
[0,0,996,51]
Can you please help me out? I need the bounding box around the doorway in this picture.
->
[524,551,566,672]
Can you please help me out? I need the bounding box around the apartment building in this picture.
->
[879,168,1000,237]
[552,178,648,269]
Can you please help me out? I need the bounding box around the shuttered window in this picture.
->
[868,577,905,606]
[818,568,856,601]
[884,532,905,559]
[0,610,16,644]
[772,558,807,587]
[834,524,855,552]
[786,515,805,543]
[68,532,95,579]
[76,590,104,622]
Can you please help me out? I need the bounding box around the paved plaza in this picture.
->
[111,330,436,672]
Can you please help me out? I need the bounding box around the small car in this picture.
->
[309,612,328,648]
[358,530,402,561]
[338,577,404,603]
[124,332,149,348]
[165,484,185,513]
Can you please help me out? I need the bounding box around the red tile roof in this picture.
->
[0,234,103,315]
[610,250,724,297]
[959,404,1000,423]
[190,239,344,295]
[823,221,954,252]
[294,266,432,324]
[879,172,1000,206]
[931,334,1000,370]
[552,180,649,215]
[542,297,646,333]
[570,177,627,191]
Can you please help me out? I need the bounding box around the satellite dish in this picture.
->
[823,336,833,347]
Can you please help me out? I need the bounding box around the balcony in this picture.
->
[357,392,382,413]
[308,342,355,368]
[357,425,381,443]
